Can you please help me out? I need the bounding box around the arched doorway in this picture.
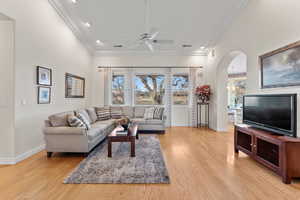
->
[215,51,247,132]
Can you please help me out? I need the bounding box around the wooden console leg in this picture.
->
[47,152,53,158]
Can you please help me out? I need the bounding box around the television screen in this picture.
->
[243,94,297,137]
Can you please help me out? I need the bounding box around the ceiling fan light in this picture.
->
[84,22,91,28]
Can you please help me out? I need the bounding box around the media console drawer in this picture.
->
[234,125,300,184]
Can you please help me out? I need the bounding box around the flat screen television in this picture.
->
[243,94,297,137]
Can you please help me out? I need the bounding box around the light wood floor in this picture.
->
[1,127,300,200]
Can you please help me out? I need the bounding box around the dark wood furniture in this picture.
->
[196,102,209,128]
[107,124,138,157]
[234,124,300,184]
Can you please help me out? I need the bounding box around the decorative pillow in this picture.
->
[153,107,165,120]
[122,106,134,118]
[96,107,111,121]
[75,109,92,124]
[110,107,123,119]
[144,107,155,120]
[49,111,74,127]
[134,107,147,118]
[86,107,97,123]
[67,115,88,130]
[76,112,92,130]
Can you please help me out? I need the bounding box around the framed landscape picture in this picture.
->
[260,41,300,88]
[65,73,85,98]
[37,66,52,86]
[38,86,51,104]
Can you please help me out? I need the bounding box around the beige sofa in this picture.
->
[43,106,166,157]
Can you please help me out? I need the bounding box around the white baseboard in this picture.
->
[0,144,45,165]
[0,157,16,165]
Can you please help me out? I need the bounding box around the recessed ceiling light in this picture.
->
[84,22,91,28]
[200,46,206,50]
[71,0,77,3]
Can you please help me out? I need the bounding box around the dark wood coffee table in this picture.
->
[107,124,138,157]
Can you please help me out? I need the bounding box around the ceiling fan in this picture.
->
[128,0,174,51]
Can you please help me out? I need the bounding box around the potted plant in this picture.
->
[195,85,211,103]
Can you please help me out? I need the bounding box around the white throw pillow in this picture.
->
[76,113,92,130]
[144,107,155,120]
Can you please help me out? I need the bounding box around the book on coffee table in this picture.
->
[116,131,128,136]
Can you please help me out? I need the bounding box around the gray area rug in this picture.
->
[64,135,170,184]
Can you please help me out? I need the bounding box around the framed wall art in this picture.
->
[37,66,52,86]
[65,73,85,98]
[260,41,300,88]
[38,86,51,104]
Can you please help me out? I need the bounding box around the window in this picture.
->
[112,74,125,105]
[172,74,189,105]
[134,75,165,105]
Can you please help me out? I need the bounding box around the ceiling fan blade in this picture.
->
[149,31,159,40]
[152,39,174,44]
[145,40,154,52]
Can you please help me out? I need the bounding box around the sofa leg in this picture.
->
[84,153,89,157]
[47,152,53,158]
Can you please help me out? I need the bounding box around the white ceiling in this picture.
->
[49,0,248,55]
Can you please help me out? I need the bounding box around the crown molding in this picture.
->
[93,50,209,57]
[48,0,94,54]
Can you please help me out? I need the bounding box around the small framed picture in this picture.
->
[37,66,52,86]
[38,86,51,104]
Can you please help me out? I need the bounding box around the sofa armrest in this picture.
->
[43,127,87,136]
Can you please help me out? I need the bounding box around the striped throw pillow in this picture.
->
[110,107,123,119]
[76,112,92,130]
[153,107,164,120]
[96,107,111,121]
[67,115,88,130]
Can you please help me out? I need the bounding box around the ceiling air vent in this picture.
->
[113,45,123,48]
[182,44,192,48]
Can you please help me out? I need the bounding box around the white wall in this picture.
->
[92,54,206,126]
[0,19,15,158]
[207,0,300,135]
[0,0,92,162]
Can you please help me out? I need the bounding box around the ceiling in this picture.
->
[49,0,248,55]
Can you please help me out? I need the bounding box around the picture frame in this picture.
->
[38,86,51,104]
[37,66,52,86]
[260,41,300,88]
[65,73,85,98]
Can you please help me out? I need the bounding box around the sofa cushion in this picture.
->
[86,107,97,123]
[122,106,134,118]
[144,107,155,119]
[153,107,165,120]
[87,120,116,140]
[96,107,111,121]
[134,107,147,118]
[67,115,88,129]
[75,109,92,124]
[76,112,92,130]
[110,107,123,119]
[131,118,147,124]
[49,111,74,127]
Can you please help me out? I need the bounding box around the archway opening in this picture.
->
[216,51,247,132]
[227,53,247,125]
